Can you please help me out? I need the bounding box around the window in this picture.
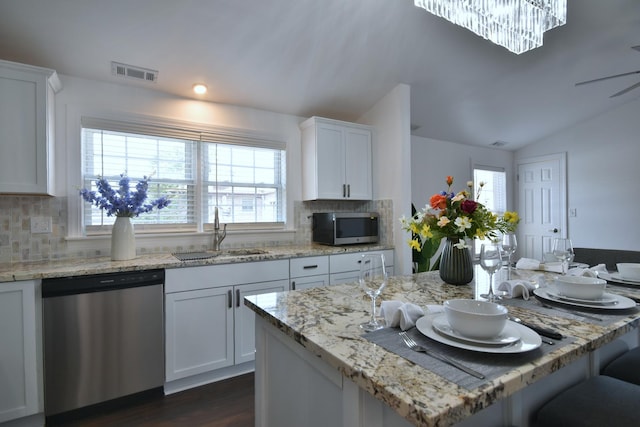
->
[81,117,286,233]
[473,166,507,256]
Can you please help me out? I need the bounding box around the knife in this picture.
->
[509,316,563,340]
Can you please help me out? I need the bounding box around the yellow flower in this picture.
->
[504,211,520,223]
[419,223,433,239]
[408,239,422,251]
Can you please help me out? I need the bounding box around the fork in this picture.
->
[398,331,485,379]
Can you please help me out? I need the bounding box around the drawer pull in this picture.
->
[227,290,232,309]
[303,265,318,270]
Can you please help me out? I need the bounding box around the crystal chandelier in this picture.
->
[414,0,567,54]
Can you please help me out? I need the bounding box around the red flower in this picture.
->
[446,176,454,186]
[430,194,448,210]
[461,199,478,214]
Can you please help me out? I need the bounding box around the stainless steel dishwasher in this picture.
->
[42,269,165,417]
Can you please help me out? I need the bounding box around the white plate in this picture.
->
[415,314,541,354]
[431,315,520,346]
[534,288,637,310]
[600,272,640,286]
[545,289,618,305]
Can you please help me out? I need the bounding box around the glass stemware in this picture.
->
[479,243,502,303]
[552,238,574,275]
[359,253,387,332]
[501,233,518,280]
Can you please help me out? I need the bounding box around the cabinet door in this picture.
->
[344,127,372,200]
[316,123,346,199]
[165,286,234,381]
[0,281,39,422]
[291,274,330,290]
[0,64,52,194]
[235,279,288,364]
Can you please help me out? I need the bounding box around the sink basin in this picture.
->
[173,249,268,261]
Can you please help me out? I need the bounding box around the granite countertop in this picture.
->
[0,243,393,282]
[245,269,640,427]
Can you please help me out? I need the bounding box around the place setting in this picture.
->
[598,263,640,288]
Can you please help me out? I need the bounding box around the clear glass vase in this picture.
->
[439,237,473,285]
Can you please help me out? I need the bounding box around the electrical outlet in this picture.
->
[31,216,52,233]
[569,208,577,218]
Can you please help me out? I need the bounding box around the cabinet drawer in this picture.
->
[329,250,394,274]
[166,259,289,293]
[290,256,329,278]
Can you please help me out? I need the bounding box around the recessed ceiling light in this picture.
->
[193,83,207,95]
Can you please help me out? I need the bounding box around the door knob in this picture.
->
[548,228,559,233]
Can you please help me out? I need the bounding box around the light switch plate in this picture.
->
[31,216,52,233]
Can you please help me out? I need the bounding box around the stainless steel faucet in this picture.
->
[213,207,227,251]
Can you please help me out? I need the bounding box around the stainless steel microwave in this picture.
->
[312,212,379,246]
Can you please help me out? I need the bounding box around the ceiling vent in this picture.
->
[491,140,508,147]
[111,61,158,83]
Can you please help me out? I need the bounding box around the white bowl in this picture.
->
[443,299,508,339]
[554,276,606,300]
[617,263,640,281]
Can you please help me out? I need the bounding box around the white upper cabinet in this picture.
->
[301,116,372,200]
[0,59,61,195]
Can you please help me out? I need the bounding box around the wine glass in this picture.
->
[500,233,518,280]
[479,243,502,303]
[359,253,387,332]
[552,238,574,275]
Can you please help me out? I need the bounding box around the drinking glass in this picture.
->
[359,253,387,332]
[479,243,502,303]
[501,233,518,280]
[552,238,574,275]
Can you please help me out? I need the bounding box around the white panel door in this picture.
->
[517,153,567,261]
[344,127,372,200]
[316,124,346,199]
[165,286,234,381]
[235,279,289,364]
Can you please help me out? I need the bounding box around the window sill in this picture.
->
[66,228,297,254]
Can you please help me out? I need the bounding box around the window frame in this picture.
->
[472,165,508,258]
[79,115,287,235]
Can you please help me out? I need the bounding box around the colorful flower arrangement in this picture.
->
[401,176,519,271]
[79,173,171,217]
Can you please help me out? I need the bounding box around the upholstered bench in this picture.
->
[534,375,640,427]
[573,247,640,271]
[602,346,640,386]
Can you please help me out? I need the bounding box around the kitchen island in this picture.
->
[245,270,640,427]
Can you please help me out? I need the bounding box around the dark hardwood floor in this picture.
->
[46,373,255,427]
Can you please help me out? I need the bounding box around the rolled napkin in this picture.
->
[497,280,537,300]
[568,263,607,278]
[515,258,563,273]
[380,300,425,331]
[516,258,541,270]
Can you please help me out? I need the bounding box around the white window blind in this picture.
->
[473,166,507,256]
[81,117,286,232]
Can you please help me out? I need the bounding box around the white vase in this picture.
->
[111,216,136,261]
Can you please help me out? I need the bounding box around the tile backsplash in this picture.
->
[0,196,393,264]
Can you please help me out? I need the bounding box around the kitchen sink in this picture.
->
[172,249,268,261]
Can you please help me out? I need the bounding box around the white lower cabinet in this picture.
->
[164,260,288,388]
[289,256,329,291]
[0,280,42,423]
[329,249,394,285]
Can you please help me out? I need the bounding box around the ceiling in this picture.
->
[0,0,638,150]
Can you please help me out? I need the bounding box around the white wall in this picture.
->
[516,98,640,251]
[360,84,412,275]
[411,136,515,211]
